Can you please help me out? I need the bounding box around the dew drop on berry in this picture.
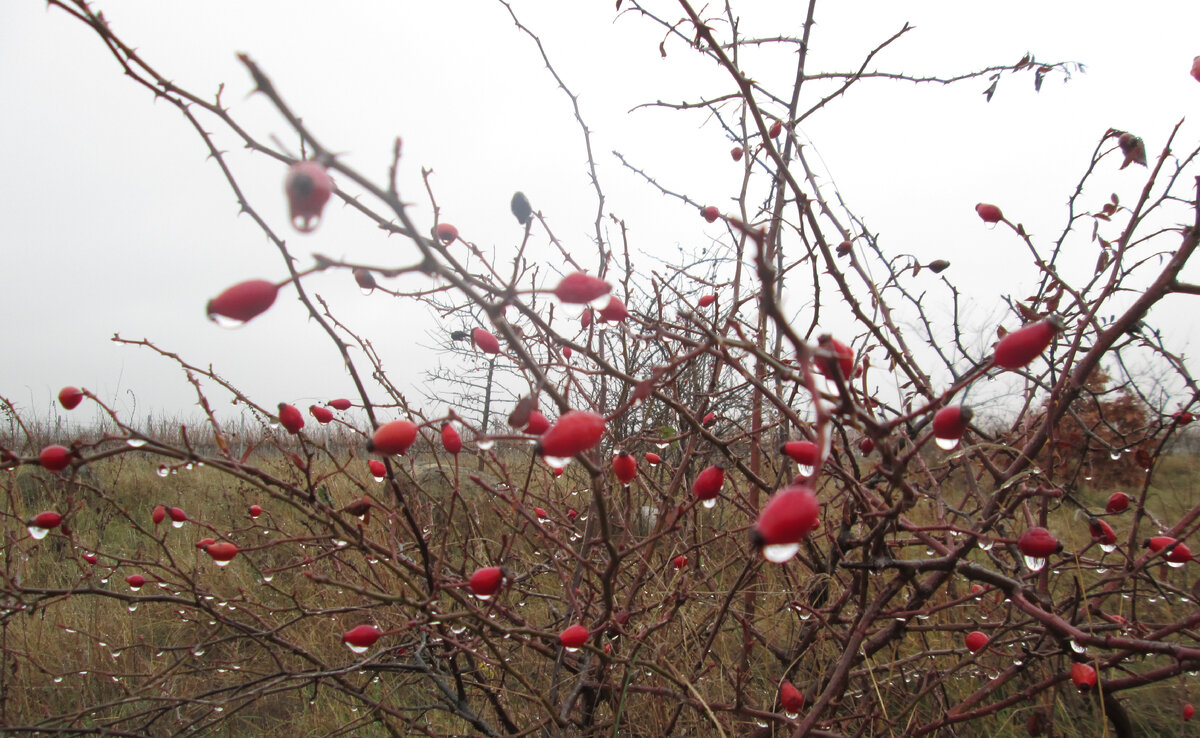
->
[27,526,49,540]
[762,542,801,563]
[701,498,717,509]
[477,439,495,451]
[935,436,960,450]
[1023,555,1046,571]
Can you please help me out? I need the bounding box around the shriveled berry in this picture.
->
[511,192,533,225]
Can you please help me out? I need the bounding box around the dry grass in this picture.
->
[2,432,1198,736]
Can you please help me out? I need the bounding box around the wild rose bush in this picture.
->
[3,2,1200,736]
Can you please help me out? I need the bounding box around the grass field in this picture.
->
[2,425,1198,736]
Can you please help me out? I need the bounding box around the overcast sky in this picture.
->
[2,1,1198,430]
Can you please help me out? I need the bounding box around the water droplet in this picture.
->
[785,711,799,719]
[262,575,274,584]
[126,439,147,448]
[193,649,205,657]
[762,542,800,563]
[1070,640,1085,654]
[701,498,717,509]
[796,463,814,477]
[53,676,63,683]
[209,313,248,329]
[978,539,994,551]
[1168,560,1186,568]
[1100,543,1116,553]
[1097,567,1109,574]
[157,465,169,478]
[111,651,121,659]
[564,646,580,653]
[346,643,369,654]
[935,436,960,450]
[1023,555,1046,572]
[1109,451,1121,461]
[27,526,49,540]
[542,454,571,467]
[655,442,668,450]
[359,286,375,296]
[477,439,495,451]
[372,474,384,483]
[475,593,493,601]
[171,520,184,529]
[185,463,194,471]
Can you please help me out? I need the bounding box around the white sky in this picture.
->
[2,1,1199,428]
